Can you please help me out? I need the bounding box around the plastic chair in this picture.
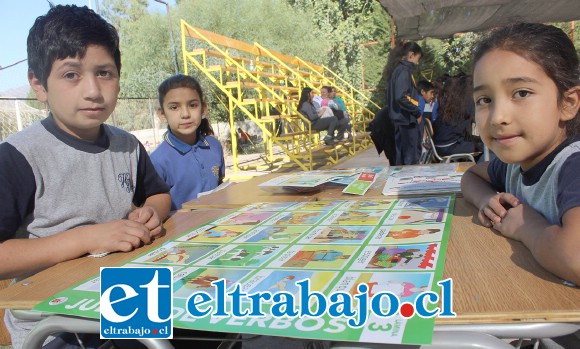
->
[420,118,476,164]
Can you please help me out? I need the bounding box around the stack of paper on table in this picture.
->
[382,164,464,196]
[259,168,387,193]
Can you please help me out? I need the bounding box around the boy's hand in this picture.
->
[128,206,163,238]
[87,220,151,255]
[478,192,520,228]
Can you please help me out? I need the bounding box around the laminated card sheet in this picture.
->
[35,195,456,345]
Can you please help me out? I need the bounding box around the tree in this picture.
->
[117,13,176,98]
[436,33,479,76]
[286,0,390,98]
[99,0,149,29]
[176,0,325,63]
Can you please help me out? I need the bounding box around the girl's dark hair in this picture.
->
[433,74,450,99]
[27,5,121,89]
[438,74,474,124]
[473,22,580,135]
[383,41,423,81]
[158,74,214,136]
[297,87,313,111]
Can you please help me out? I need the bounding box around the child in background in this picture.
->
[462,22,580,291]
[0,5,171,348]
[416,80,437,122]
[384,41,424,165]
[433,74,482,158]
[151,74,225,210]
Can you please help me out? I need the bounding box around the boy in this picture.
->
[416,80,437,122]
[0,5,171,348]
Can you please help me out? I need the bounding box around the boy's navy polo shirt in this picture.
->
[150,129,225,210]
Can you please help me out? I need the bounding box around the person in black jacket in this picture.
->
[370,107,396,164]
[433,74,483,158]
[384,41,423,165]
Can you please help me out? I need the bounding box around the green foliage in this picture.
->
[437,32,479,76]
[415,33,479,84]
[117,13,176,98]
[98,0,173,98]
[287,0,390,99]
[176,0,325,64]
[99,0,149,29]
[98,0,392,114]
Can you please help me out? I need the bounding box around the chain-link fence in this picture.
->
[0,99,46,141]
[0,98,170,151]
[0,97,166,139]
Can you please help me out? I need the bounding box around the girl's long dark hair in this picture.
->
[438,74,474,124]
[383,41,423,82]
[297,87,313,111]
[158,74,214,136]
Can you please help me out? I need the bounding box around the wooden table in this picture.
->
[183,157,473,209]
[182,173,319,210]
[1,152,578,348]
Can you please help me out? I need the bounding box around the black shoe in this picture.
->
[323,135,335,145]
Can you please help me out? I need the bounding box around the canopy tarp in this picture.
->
[378,0,580,39]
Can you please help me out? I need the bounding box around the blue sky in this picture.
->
[0,1,92,93]
[0,0,169,94]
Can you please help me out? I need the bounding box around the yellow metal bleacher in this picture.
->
[180,19,379,172]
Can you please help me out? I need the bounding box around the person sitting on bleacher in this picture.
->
[319,86,349,140]
[329,87,353,141]
[298,87,340,145]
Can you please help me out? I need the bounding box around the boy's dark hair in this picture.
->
[27,5,121,89]
[473,22,580,135]
[416,80,434,93]
[158,74,214,136]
